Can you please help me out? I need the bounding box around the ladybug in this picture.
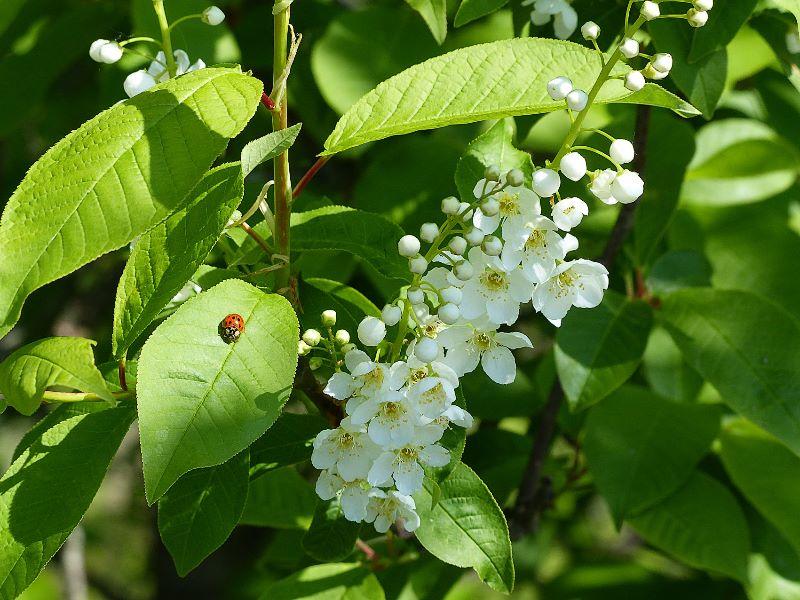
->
[219,313,245,344]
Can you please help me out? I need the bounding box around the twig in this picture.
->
[293,156,330,199]
[356,539,378,562]
[509,104,652,540]
[61,527,88,600]
[240,222,274,255]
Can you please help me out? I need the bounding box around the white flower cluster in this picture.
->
[522,0,578,40]
[88,6,225,97]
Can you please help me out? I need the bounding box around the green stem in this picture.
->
[152,0,176,76]
[272,2,292,292]
[168,14,203,32]
[42,390,133,404]
[551,15,647,169]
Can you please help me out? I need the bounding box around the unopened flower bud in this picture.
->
[624,70,646,92]
[694,0,713,10]
[560,152,587,181]
[620,37,640,59]
[358,316,386,346]
[441,196,460,215]
[414,337,440,363]
[484,165,501,181]
[652,53,673,73]
[438,303,461,325]
[448,236,468,255]
[441,286,463,305]
[335,329,350,345]
[398,235,421,257]
[641,1,660,20]
[482,235,502,256]
[581,21,600,40]
[687,9,708,27]
[454,261,474,281]
[407,287,425,305]
[420,222,439,243]
[610,139,635,165]
[202,6,226,26]
[643,64,668,80]
[89,39,110,62]
[547,76,573,101]
[92,40,123,64]
[382,304,402,326]
[409,255,428,274]
[532,168,561,197]
[414,303,430,321]
[309,357,324,370]
[321,310,337,327]
[298,340,312,356]
[480,198,500,217]
[566,89,589,112]
[465,227,485,246]
[302,329,322,347]
[506,168,524,187]
[611,169,645,204]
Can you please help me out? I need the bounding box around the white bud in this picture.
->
[465,227,485,246]
[298,340,312,356]
[202,6,226,26]
[335,329,350,345]
[610,139,635,165]
[619,37,640,59]
[398,235,421,257]
[624,71,646,92]
[409,255,428,274]
[302,329,322,347]
[413,303,430,321]
[547,76,573,101]
[414,337,440,363]
[611,170,645,204]
[532,168,561,197]
[643,64,669,80]
[581,21,600,40]
[566,89,589,112]
[482,235,502,256]
[441,286,462,305]
[449,236,468,256]
[693,0,713,10]
[321,310,337,327]
[687,9,709,27]
[438,303,461,325]
[89,39,110,62]
[358,316,386,346]
[99,41,123,64]
[454,261,474,281]
[407,287,425,305]
[480,198,500,217]
[124,70,157,97]
[382,304,402,326]
[560,152,587,181]
[458,202,474,221]
[788,31,800,55]
[652,53,673,73]
[641,1,660,20]
[441,196,460,215]
[420,222,439,243]
[506,168,524,187]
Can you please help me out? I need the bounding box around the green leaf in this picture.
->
[628,471,750,581]
[302,498,361,562]
[241,124,302,177]
[298,278,381,335]
[0,337,112,415]
[642,326,704,403]
[583,386,720,522]
[454,118,534,203]
[555,291,653,411]
[766,0,800,26]
[137,279,299,503]
[720,418,800,555]
[406,0,448,44]
[660,289,800,456]
[250,413,328,480]
[689,0,758,62]
[462,429,531,504]
[617,83,702,118]
[415,462,514,594]
[0,67,262,338]
[681,119,800,206]
[240,467,317,529]
[322,38,690,155]
[0,402,135,599]
[645,250,712,296]
[112,163,244,358]
[158,451,250,576]
[454,0,509,27]
[649,18,727,118]
[260,563,386,600]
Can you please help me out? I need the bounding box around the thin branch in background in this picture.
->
[61,526,88,600]
[240,222,275,255]
[509,104,652,541]
[293,156,330,200]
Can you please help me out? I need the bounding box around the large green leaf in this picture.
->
[454,118,534,204]
[766,0,800,25]
[0,67,262,338]
[689,0,758,62]
[555,291,653,411]
[660,289,800,456]
[137,279,299,503]
[415,462,514,594]
[158,451,250,576]
[681,119,800,206]
[406,0,448,43]
[241,124,302,177]
[250,412,327,480]
[0,403,135,600]
[454,0,509,27]
[642,326,704,403]
[112,163,244,358]
[302,498,361,562]
[240,467,317,529]
[628,471,750,581]
[720,418,800,555]
[0,337,112,415]
[583,386,720,522]
[322,38,694,154]
[260,563,386,600]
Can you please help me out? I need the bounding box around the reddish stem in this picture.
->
[261,91,276,110]
[118,359,128,392]
[293,156,330,199]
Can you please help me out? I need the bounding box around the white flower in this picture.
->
[311,418,380,481]
[358,316,386,346]
[350,390,417,447]
[473,182,540,235]
[368,442,450,495]
[148,50,205,84]
[532,259,609,326]
[532,168,561,197]
[406,375,457,420]
[202,6,226,26]
[652,53,673,73]
[551,197,589,232]
[609,139,635,164]
[501,215,573,284]
[124,70,157,98]
[414,337,440,363]
[687,9,708,27]
[98,41,123,64]
[560,152,587,181]
[389,357,459,393]
[439,319,533,384]
[459,248,535,325]
[524,0,578,39]
[315,469,343,500]
[365,489,420,533]
[641,1,660,20]
[612,169,644,203]
[694,0,713,9]
[316,472,373,522]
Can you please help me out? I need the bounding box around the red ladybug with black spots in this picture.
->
[219,313,245,344]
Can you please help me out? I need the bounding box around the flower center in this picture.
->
[362,367,384,390]
[338,432,354,448]
[381,401,403,418]
[480,268,508,291]
[410,368,428,383]
[473,332,494,352]
[399,447,418,461]
[525,229,546,250]
[558,269,576,287]
[497,191,520,216]
[420,382,445,405]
